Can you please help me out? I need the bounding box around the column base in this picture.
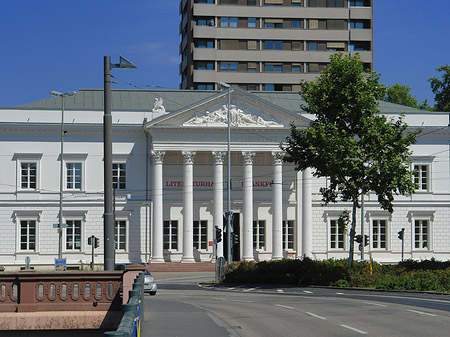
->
[242,256,254,262]
[181,257,196,263]
[151,257,165,263]
[271,255,283,261]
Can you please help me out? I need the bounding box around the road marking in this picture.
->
[305,312,327,320]
[407,309,437,317]
[303,290,313,294]
[231,299,254,303]
[244,287,257,292]
[336,292,345,295]
[227,287,236,290]
[277,289,284,293]
[340,324,368,335]
[213,297,226,301]
[363,301,387,307]
[276,304,295,310]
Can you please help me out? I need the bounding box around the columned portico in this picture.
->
[151,150,165,263]
[212,151,226,258]
[272,151,285,260]
[242,151,255,261]
[181,151,196,263]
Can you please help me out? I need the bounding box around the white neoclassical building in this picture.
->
[1,87,449,269]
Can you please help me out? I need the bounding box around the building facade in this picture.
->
[179,0,373,91]
[0,88,449,269]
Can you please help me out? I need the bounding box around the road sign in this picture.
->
[53,223,68,228]
[358,243,363,251]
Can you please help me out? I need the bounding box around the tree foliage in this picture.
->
[283,53,420,268]
[385,83,419,108]
[429,64,450,112]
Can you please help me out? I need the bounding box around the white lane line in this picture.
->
[340,324,368,335]
[305,312,327,320]
[244,287,257,292]
[213,297,226,301]
[407,309,437,317]
[277,289,284,293]
[303,290,313,294]
[231,299,254,303]
[336,292,345,295]
[276,304,295,310]
[363,301,387,307]
[227,287,236,290]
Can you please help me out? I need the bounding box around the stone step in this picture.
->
[145,262,216,272]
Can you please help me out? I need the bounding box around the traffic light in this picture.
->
[88,236,92,245]
[232,233,239,245]
[364,235,369,247]
[398,228,404,240]
[215,226,222,243]
[354,234,363,243]
[94,237,99,248]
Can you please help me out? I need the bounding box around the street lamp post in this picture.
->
[50,90,77,260]
[103,56,136,271]
[219,82,232,264]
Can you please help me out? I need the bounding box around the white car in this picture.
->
[144,269,157,295]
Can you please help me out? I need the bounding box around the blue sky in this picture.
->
[1,0,448,107]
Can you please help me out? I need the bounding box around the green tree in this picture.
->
[385,83,419,108]
[429,64,450,111]
[283,53,420,269]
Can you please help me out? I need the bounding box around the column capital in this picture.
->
[151,150,165,164]
[242,151,256,164]
[271,151,285,165]
[212,151,226,164]
[182,151,196,164]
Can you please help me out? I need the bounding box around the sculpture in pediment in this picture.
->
[183,105,282,127]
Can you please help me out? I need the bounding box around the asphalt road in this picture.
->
[142,276,450,337]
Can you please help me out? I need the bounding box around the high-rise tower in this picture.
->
[179,0,373,91]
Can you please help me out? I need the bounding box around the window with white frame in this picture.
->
[253,220,265,249]
[193,220,208,250]
[414,164,429,191]
[414,219,429,249]
[20,163,37,190]
[282,220,294,250]
[66,220,82,250]
[372,219,387,249]
[164,220,178,250]
[66,163,82,190]
[20,220,36,251]
[15,153,42,191]
[115,220,127,250]
[330,219,344,249]
[113,163,127,190]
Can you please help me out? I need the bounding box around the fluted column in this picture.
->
[302,168,313,258]
[272,151,285,260]
[212,151,226,258]
[181,151,196,263]
[151,150,165,263]
[242,151,255,261]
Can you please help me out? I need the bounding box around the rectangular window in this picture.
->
[248,17,257,28]
[292,0,302,5]
[220,62,238,71]
[264,40,283,50]
[265,0,283,5]
[330,219,344,249]
[292,64,301,72]
[66,220,81,250]
[414,164,429,191]
[113,163,126,190]
[221,17,229,27]
[265,19,283,29]
[247,62,258,72]
[20,220,36,251]
[115,220,127,250]
[372,220,387,249]
[292,20,301,29]
[309,42,318,50]
[220,40,239,50]
[193,220,208,250]
[66,163,82,190]
[265,63,282,72]
[248,0,257,5]
[247,40,258,50]
[230,17,238,27]
[164,220,178,250]
[21,163,37,190]
[253,220,266,249]
[414,220,429,249]
[309,63,319,73]
[283,220,294,250]
[292,41,302,51]
[264,84,274,91]
[195,61,214,70]
[195,39,214,48]
[196,83,214,90]
[309,19,319,29]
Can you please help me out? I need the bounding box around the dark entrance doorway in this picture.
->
[224,213,240,262]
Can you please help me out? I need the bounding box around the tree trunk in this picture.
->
[348,200,358,270]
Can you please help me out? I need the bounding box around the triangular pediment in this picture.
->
[144,87,310,130]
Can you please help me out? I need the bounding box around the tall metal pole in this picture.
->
[58,95,65,260]
[360,193,364,260]
[104,56,115,270]
[226,86,232,265]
